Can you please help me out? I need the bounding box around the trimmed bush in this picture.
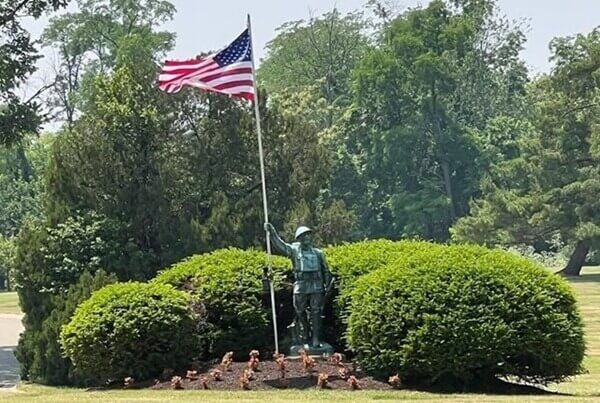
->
[152,248,292,358]
[152,240,454,355]
[324,239,444,345]
[60,282,199,382]
[347,245,585,385]
[325,239,417,291]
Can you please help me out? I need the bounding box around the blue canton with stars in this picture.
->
[214,29,252,66]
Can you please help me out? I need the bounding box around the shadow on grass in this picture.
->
[396,376,573,397]
[568,274,600,284]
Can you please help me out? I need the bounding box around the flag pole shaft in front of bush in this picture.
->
[248,14,279,355]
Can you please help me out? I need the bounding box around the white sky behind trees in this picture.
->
[160,0,600,75]
[22,0,600,103]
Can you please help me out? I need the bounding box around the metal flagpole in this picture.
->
[247,14,279,355]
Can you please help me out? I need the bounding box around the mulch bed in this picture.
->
[148,358,394,391]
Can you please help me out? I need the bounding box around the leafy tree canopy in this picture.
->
[452,28,600,275]
[0,0,70,145]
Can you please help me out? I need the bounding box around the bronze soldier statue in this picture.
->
[264,222,334,356]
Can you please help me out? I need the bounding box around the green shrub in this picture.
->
[325,239,414,289]
[60,282,199,382]
[347,244,585,385]
[152,248,292,358]
[152,240,442,356]
[324,239,442,345]
[20,271,117,385]
[14,213,156,385]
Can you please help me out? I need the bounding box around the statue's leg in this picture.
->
[293,293,309,344]
[309,293,324,347]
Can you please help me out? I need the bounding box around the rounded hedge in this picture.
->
[60,282,199,382]
[324,239,448,346]
[347,245,585,386]
[150,240,483,356]
[152,248,292,358]
[152,241,416,357]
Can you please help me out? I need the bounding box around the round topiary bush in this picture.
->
[346,245,585,386]
[152,248,292,359]
[324,239,448,346]
[60,282,199,382]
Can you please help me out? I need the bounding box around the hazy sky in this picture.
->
[22,0,600,94]
[164,0,600,74]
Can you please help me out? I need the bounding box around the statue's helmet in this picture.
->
[294,226,312,240]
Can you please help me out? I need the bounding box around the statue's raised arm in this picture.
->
[264,222,293,257]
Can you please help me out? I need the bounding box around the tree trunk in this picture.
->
[440,160,457,220]
[430,78,457,221]
[558,240,590,276]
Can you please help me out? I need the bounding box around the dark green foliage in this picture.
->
[333,0,527,240]
[16,270,117,385]
[347,244,585,385]
[60,282,199,382]
[13,220,53,330]
[452,28,600,275]
[13,212,152,384]
[0,0,70,145]
[47,65,167,270]
[323,239,449,347]
[14,212,150,295]
[153,248,292,358]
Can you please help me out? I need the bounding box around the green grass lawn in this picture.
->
[3,267,599,402]
[0,291,20,315]
[546,266,600,398]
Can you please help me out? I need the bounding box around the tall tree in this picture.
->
[260,9,369,129]
[258,9,367,241]
[452,28,600,276]
[0,135,52,237]
[0,0,70,145]
[0,134,52,290]
[160,87,342,251]
[15,27,170,384]
[0,235,15,289]
[41,0,175,126]
[338,0,527,240]
[47,60,168,268]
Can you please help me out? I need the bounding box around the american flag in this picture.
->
[158,29,254,101]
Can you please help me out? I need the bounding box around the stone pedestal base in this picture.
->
[289,342,334,358]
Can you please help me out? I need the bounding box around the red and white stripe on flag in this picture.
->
[158,29,254,101]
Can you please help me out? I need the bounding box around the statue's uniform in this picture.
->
[270,235,331,345]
